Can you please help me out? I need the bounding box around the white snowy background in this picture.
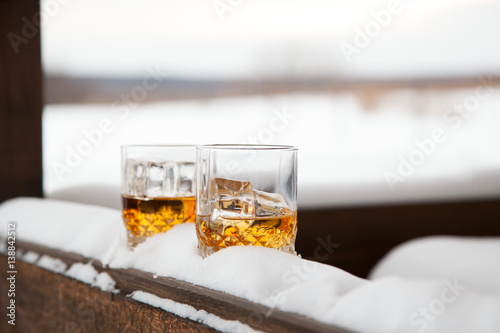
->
[40,0,500,209]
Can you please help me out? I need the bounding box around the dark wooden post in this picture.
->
[0,0,43,202]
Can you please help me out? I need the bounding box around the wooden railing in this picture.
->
[0,241,354,333]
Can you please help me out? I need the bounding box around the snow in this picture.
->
[65,262,119,293]
[130,291,262,333]
[37,255,67,273]
[329,277,500,333]
[120,231,366,310]
[369,236,500,296]
[11,247,119,294]
[22,251,40,264]
[93,272,119,293]
[1,197,500,333]
[0,197,123,259]
[65,262,98,284]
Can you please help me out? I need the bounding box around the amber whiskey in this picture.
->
[122,195,196,247]
[196,209,297,257]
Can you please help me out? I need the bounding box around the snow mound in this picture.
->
[369,236,500,296]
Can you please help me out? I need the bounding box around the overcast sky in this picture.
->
[41,0,500,79]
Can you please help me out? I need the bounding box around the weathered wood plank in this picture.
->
[0,257,217,333]
[1,242,354,333]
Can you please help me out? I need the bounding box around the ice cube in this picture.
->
[146,162,165,197]
[254,189,290,217]
[125,159,194,198]
[211,178,255,218]
[162,161,179,197]
[178,162,195,196]
[126,159,148,197]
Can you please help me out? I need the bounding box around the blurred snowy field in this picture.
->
[43,89,500,209]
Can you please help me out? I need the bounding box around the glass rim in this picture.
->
[122,144,197,149]
[197,144,298,151]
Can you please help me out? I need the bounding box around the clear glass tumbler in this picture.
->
[196,144,298,257]
[121,145,196,247]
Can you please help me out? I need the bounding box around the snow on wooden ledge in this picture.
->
[0,241,352,333]
[2,198,500,333]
